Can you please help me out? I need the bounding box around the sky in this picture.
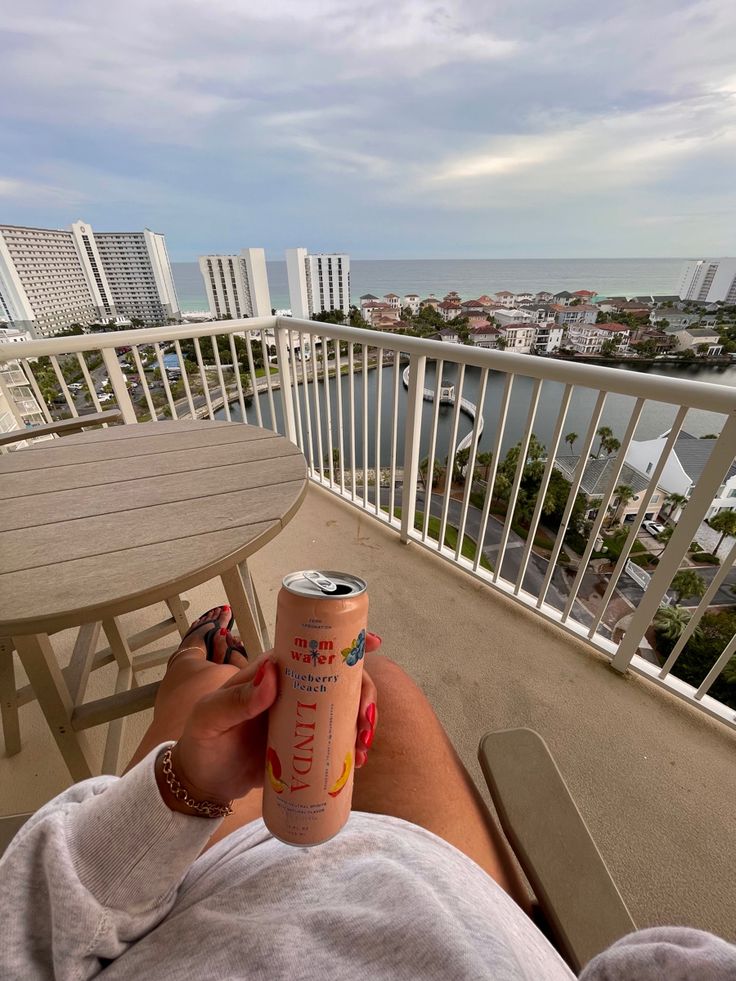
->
[1,0,735,260]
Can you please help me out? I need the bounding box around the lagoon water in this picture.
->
[222,359,735,469]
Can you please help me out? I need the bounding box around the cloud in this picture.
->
[0,0,735,257]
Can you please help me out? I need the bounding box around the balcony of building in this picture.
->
[1,316,735,945]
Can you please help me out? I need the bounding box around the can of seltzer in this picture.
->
[262,570,368,846]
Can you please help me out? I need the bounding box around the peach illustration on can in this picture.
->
[262,570,368,847]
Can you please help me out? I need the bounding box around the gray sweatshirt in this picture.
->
[1,743,734,980]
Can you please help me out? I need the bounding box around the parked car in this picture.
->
[643,520,665,537]
[67,382,83,392]
[97,392,114,404]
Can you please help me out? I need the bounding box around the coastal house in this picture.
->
[420,296,439,310]
[552,290,575,305]
[676,329,723,356]
[515,291,534,304]
[518,303,555,322]
[494,290,516,308]
[438,326,461,343]
[649,310,701,330]
[476,294,495,305]
[566,322,630,355]
[554,455,666,523]
[467,314,492,329]
[626,431,736,521]
[532,322,565,353]
[461,299,486,314]
[495,308,534,325]
[468,324,499,348]
[551,303,598,326]
[498,322,535,352]
[631,328,676,354]
[573,290,597,302]
[383,293,401,310]
[438,300,463,322]
[403,293,420,315]
[361,301,399,327]
[443,291,462,303]
[535,290,554,302]
[359,293,379,310]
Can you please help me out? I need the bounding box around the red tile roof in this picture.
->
[596,322,630,333]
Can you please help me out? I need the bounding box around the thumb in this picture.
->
[189,660,278,737]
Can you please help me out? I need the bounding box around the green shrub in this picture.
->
[695,552,720,565]
[689,541,703,553]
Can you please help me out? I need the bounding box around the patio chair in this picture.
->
[0,727,636,974]
[478,727,636,972]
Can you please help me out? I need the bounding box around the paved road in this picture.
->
[615,561,736,608]
[378,487,601,634]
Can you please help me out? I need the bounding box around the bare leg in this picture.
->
[126,638,527,906]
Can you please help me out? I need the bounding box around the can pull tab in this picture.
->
[303,570,338,594]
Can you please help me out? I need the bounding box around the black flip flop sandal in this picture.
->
[224,636,249,665]
[182,606,235,661]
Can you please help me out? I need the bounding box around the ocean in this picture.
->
[173,257,686,312]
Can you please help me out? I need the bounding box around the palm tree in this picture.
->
[475,451,493,482]
[594,426,613,458]
[664,492,688,518]
[611,484,634,524]
[709,509,736,555]
[602,436,621,457]
[656,525,674,554]
[654,605,696,641]
[670,570,707,605]
[564,432,578,453]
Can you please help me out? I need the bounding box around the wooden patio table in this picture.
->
[0,419,307,780]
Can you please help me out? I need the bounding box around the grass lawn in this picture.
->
[387,507,493,572]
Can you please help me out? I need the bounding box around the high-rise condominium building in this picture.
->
[678,258,736,304]
[0,221,180,335]
[285,248,350,319]
[198,249,272,320]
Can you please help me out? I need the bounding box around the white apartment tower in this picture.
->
[94,229,180,324]
[678,258,736,304]
[0,221,180,335]
[285,248,350,319]
[199,249,272,320]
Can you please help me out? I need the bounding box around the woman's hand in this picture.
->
[158,632,381,812]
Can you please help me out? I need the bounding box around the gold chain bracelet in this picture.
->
[161,747,233,818]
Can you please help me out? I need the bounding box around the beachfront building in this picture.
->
[198,249,271,321]
[383,293,401,310]
[573,290,597,302]
[93,228,180,325]
[515,292,534,304]
[493,290,516,308]
[0,328,46,439]
[438,300,462,322]
[361,302,399,327]
[535,291,554,302]
[495,308,534,326]
[498,323,535,352]
[403,293,420,315]
[553,291,575,306]
[420,295,439,310]
[438,326,461,343]
[533,323,565,353]
[678,258,736,304]
[551,303,598,327]
[461,299,486,315]
[285,248,350,319]
[567,322,630,355]
[469,324,500,348]
[649,310,701,330]
[0,221,180,334]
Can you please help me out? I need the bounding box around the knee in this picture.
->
[364,651,416,688]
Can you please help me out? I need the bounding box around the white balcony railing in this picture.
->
[2,315,736,730]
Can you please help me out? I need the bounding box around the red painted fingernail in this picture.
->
[359,728,374,748]
[368,631,382,642]
[220,627,227,636]
[253,662,267,687]
[366,703,377,727]
[223,605,230,611]
[356,749,368,768]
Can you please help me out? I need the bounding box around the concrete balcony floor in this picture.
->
[2,484,735,942]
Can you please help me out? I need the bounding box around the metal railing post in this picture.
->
[275,322,297,443]
[101,348,137,425]
[400,354,426,544]
[610,413,736,673]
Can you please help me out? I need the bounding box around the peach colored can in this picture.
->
[263,570,368,846]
